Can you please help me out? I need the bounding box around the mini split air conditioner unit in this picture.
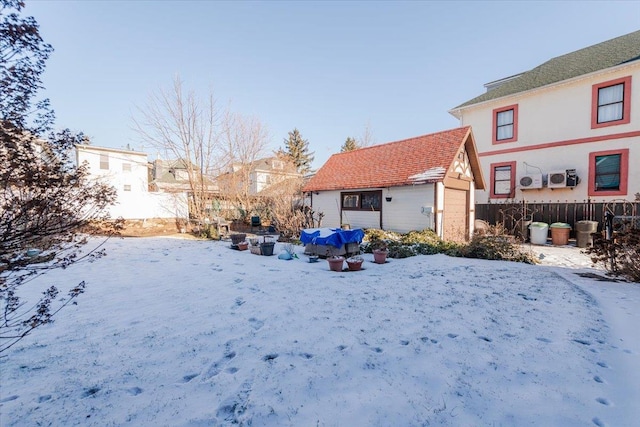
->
[519,173,543,189]
[547,170,567,188]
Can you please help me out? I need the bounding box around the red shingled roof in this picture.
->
[304,127,477,192]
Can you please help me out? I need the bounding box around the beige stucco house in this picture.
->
[449,30,640,207]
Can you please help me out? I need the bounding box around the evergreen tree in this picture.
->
[280,128,314,174]
[341,137,359,152]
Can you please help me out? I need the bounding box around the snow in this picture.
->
[1,237,639,426]
[408,167,446,183]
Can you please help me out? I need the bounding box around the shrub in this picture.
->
[462,234,536,264]
[587,229,640,282]
[362,226,534,264]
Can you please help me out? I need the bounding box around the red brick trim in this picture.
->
[492,104,518,144]
[588,148,629,196]
[591,76,632,129]
[489,161,516,199]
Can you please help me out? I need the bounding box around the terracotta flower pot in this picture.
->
[327,256,345,272]
[346,257,363,271]
[373,249,388,264]
[237,241,248,251]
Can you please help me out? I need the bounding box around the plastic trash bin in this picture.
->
[550,222,571,246]
[529,222,549,245]
[575,220,598,248]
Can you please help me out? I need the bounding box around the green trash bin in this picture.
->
[529,222,549,245]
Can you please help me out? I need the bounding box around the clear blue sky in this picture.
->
[26,0,640,169]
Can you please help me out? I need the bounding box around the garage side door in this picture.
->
[443,188,468,242]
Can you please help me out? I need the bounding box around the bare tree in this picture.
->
[261,180,306,240]
[357,121,375,147]
[1,0,117,354]
[133,76,223,222]
[217,112,271,221]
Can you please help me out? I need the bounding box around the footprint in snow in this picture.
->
[573,339,591,346]
[371,347,383,353]
[592,417,605,427]
[263,353,279,361]
[536,337,552,343]
[597,361,609,368]
[37,395,51,403]
[478,336,492,342]
[337,345,347,351]
[399,340,410,346]
[81,387,100,398]
[0,395,19,403]
[447,333,458,339]
[203,351,237,379]
[593,375,604,383]
[248,317,264,330]
[126,387,143,396]
[596,397,611,406]
[182,373,199,383]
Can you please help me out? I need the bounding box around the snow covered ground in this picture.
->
[1,237,639,426]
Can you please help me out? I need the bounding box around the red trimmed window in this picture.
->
[492,104,518,144]
[588,149,628,196]
[490,161,516,199]
[591,76,631,129]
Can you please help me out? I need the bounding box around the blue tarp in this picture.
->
[300,228,365,248]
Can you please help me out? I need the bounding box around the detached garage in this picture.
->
[302,127,485,241]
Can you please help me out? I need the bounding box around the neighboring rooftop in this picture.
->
[303,126,484,192]
[452,30,640,111]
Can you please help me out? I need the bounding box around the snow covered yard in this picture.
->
[1,237,639,426]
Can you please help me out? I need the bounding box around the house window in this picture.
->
[342,191,382,211]
[490,161,516,199]
[492,104,518,144]
[122,163,132,172]
[591,76,631,128]
[99,154,109,170]
[588,149,628,196]
[123,184,132,192]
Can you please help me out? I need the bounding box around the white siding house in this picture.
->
[303,127,484,241]
[76,145,187,220]
[449,30,640,206]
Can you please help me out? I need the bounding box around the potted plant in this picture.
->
[260,236,276,256]
[346,255,364,271]
[327,255,345,272]
[237,241,249,251]
[231,233,247,246]
[371,240,388,264]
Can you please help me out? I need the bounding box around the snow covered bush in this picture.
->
[362,227,534,263]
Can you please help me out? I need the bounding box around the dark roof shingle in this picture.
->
[453,30,640,110]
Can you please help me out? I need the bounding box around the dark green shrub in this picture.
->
[462,235,535,264]
[362,226,534,264]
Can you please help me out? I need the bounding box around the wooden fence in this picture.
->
[475,199,639,239]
